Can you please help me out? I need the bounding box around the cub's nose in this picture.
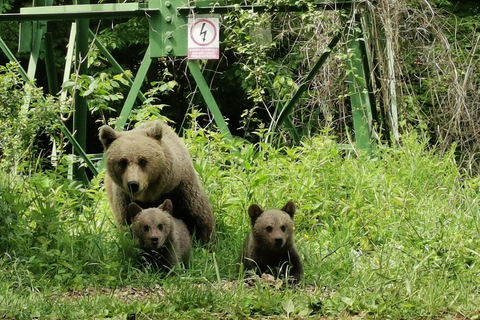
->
[127,181,140,193]
[275,238,284,247]
[151,237,159,245]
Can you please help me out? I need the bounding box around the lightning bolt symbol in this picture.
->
[199,23,207,43]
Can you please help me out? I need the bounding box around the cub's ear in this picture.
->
[146,121,163,141]
[127,202,143,224]
[248,204,264,224]
[281,201,296,218]
[159,199,173,214]
[99,125,118,149]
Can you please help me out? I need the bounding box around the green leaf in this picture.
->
[167,80,177,89]
[251,175,269,187]
[282,299,295,318]
[341,296,354,307]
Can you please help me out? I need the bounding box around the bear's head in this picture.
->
[248,201,296,251]
[127,199,174,250]
[99,122,172,201]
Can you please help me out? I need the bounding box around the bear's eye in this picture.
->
[138,158,148,167]
[158,223,163,231]
[118,158,128,169]
[266,226,273,233]
[281,225,286,232]
[143,225,150,232]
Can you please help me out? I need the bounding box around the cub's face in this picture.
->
[248,201,296,251]
[128,200,174,250]
[131,208,173,250]
[252,210,294,250]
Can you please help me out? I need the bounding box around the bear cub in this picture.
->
[240,201,303,282]
[127,199,191,269]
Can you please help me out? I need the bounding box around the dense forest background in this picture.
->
[0,0,479,171]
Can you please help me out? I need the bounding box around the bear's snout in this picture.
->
[274,238,284,247]
[151,237,159,245]
[127,181,140,194]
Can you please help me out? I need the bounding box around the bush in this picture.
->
[0,63,66,173]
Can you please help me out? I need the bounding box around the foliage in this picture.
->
[2,109,480,318]
[0,63,66,172]
[2,0,480,169]
[219,0,480,173]
[221,3,347,138]
[0,167,140,286]
[368,0,480,174]
[0,172,30,253]
[62,70,132,117]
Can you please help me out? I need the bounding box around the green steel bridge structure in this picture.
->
[0,0,377,182]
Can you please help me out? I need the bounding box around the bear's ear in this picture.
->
[281,201,296,218]
[248,204,264,224]
[146,121,163,141]
[127,202,143,222]
[99,125,118,149]
[159,199,173,214]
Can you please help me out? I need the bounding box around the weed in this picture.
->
[2,127,480,319]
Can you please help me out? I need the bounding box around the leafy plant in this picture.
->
[62,71,132,117]
[0,63,66,172]
[2,125,480,319]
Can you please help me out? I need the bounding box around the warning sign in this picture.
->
[188,15,220,60]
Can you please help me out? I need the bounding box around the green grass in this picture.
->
[1,129,480,319]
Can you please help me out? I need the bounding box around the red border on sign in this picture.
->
[190,19,217,46]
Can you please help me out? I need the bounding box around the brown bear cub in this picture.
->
[127,199,191,269]
[240,201,303,282]
[99,120,215,244]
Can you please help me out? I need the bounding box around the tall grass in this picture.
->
[1,128,480,319]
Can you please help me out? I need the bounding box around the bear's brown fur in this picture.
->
[240,201,303,282]
[99,120,214,244]
[127,199,191,268]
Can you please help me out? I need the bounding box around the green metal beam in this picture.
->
[27,25,45,80]
[60,22,76,103]
[60,122,98,176]
[346,16,372,152]
[283,116,300,144]
[0,3,156,21]
[115,46,152,130]
[72,0,89,183]
[21,3,145,14]
[19,21,33,52]
[187,60,232,139]
[43,32,59,94]
[148,0,188,58]
[0,37,30,80]
[275,30,342,131]
[0,0,371,172]
[358,11,379,126]
[265,81,300,144]
[179,1,353,14]
[0,1,353,24]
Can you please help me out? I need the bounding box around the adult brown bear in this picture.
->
[99,120,215,244]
